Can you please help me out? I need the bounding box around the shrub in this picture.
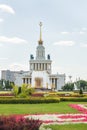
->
[21,84,35,96]
[29,97,60,104]
[12,85,18,97]
[0,115,42,130]
[79,88,83,95]
[0,97,60,104]
[18,87,21,94]
[18,93,28,98]
[25,88,35,95]
[60,97,87,102]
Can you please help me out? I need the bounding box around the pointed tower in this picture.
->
[22,22,65,90]
[36,22,45,60]
[29,22,52,74]
[38,22,43,45]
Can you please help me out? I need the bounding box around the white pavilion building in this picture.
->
[22,22,65,90]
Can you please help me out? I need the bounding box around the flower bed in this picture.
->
[24,113,87,125]
[31,93,44,97]
[69,104,87,114]
[0,115,42,130]
[1,103,87,127]
[0,93,14,96]
[24,104,87,125]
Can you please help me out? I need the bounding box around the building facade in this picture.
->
[1,23,65,90]
[1,70,28,86]
[22,22,65,90]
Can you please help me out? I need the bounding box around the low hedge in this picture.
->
[0,97,60,104]
[60,97,87,102]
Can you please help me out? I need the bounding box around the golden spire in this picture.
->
[38,22,43,45]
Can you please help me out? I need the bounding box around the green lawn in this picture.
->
[0,102,87,130]
[44,124,87,130]
[0,102,86,115]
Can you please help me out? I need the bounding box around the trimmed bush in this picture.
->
[0,97,60,104]
[18,93,28,98]
[0,115,42,130]
[60,97,87,102]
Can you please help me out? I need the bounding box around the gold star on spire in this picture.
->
[38,22,43,45]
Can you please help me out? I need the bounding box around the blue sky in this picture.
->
[0,0,87,82]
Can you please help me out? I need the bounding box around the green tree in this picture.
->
[12,85,18,97]
[19,84,35,98]
[5,80,14,90]
[0,79,4,90]
[76,80,87,90]
[21,84,28,93]
[62,83,74,91]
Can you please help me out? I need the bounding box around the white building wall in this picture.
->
[1,70,28,86]
[14,73,23,86]
[57,75,65,90]
[32,71,51,89]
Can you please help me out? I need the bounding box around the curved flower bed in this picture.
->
[4,104,87,126]
[24,104,87,125]
[24,113,87,125]
[69,104,87,114]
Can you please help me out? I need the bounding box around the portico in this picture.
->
[23,23,65,90]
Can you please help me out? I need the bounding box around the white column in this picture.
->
[51,78,53,89]
[33,63,35,70]
[38,63,40,70]
[52,78,54,89]
[37,63,38,70]
[46,63,48,70]
[57,78,58,90]
[43,63,44,70]
[36,63,38,70]
[54,79,56,89]
[44,63,46,70]
[27,78,29,84]
[41,63,43,70]
[24,78,26,84]
[35,63,36,70]
[46,63,47,70]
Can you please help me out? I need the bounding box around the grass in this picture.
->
[0,102,86,115]
[44,124,87,130]
[0,101,86,130]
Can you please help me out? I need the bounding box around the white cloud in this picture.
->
[82,28,87,31]
[0,4,15,14]
[61,31,70,34]
[0,18,4,22]
[0,58,8,60]
[79,31,85,35]
[9,63,28,71]
[81,43,87,48]
[54,40,75,46]
[0,43,3,47]
[0,36,28,44]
